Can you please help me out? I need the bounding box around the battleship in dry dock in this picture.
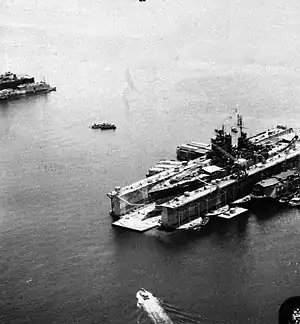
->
[107,114,300,232]
[0,71,56,101]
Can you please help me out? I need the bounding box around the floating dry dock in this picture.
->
[108,122,300,231]
[107,157,208,217]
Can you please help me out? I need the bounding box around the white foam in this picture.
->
[136,289,173,324]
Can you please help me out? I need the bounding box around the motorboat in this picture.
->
[90,123,116,130]
[187,217,210,231]
[288,196,300,207]
[279,196,289,204]
[138,288,150,300]
[206,205,229,217]
[177,216,210,232]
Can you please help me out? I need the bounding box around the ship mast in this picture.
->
[237,114,243,134]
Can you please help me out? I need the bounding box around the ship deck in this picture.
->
[217,206,248,219]
[108,157,207,197]
[160,145,300,210]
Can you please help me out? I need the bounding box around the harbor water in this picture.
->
[1,0,300,323]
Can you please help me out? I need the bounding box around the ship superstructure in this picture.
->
[107,115,300,231]
[0,71,35,90]
[0,71,56,101]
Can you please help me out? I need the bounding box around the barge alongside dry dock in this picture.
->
[107,118,300,232]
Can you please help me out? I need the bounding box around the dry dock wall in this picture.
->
[108,159,205,217]
[108,185,152,217]
[161,154,300,228]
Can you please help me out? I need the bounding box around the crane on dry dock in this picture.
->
[211,142,248,178]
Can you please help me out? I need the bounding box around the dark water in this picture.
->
[1,1,300,323]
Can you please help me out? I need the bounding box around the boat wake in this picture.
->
[136,288,173,324]
[136,289,203,324]
[159,301,204,324]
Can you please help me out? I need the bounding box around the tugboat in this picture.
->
[90,123,116,130]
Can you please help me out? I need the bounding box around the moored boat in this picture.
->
[177,216,210,231]
[206,205,229,217]
[279,196,289,204]
[288,196,300,207]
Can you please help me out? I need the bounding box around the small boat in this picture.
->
[177,217,210,231]
[90,123,116,130]
[138,288,150,300]
[231,126,238,133]
[288,196,300,207]
[206,205,229,217]
[279,196,290,204]
[201,217,210,226]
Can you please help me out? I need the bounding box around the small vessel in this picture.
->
[206,205,229,217]
[279,190,299,204]
[90,123,116,130]
[136,288,173,324]
[289,196,300,207]
[279,196,289,204]
[177,216,210,231]
[231,126,238,133]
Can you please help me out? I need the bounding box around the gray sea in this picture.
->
[1,0,300,323]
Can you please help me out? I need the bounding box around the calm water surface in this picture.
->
[1,1,300,323]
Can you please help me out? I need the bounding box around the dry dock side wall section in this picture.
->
[110,186,149,216]
[162,155,300,228]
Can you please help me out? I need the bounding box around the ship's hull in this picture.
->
[0,87,56,101]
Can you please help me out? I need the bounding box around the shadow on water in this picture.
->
[163,212,251,247]
[212,212,250,239]
[111,210,253,252]
[250,201,286,222]
[0,101,10,116]
[0,93,50,117]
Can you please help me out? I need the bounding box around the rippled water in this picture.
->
[1,1,300,323]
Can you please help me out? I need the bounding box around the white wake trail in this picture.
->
[136,289,173,324]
